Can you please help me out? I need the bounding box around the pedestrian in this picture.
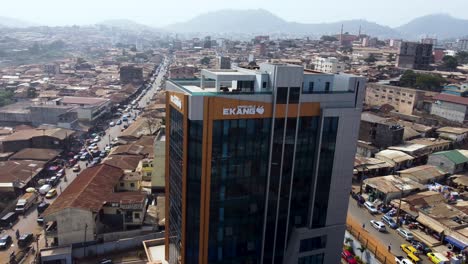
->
[388,244,392,252]
[362,223,365,229]
[15,229,20,240]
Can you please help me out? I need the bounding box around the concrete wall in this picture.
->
[427,155,460,174]
[46,208,96,246]
[72,232,164,259]
[431,101,467,123]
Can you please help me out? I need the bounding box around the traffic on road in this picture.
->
[0,57,170,262]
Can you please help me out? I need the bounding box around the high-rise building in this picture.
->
[396,42,433,70]
[165,63,365,264]
[217,56,231,69]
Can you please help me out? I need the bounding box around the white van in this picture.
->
[39,184,52,195]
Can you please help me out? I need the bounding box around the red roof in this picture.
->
[43,164,124,216]
[433,94,468,106]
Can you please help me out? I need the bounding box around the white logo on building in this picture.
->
[170,95,182,109]
[223,105,265,116]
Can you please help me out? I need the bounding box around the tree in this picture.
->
[200,57,211,65]
[387,53,395,62]
[28,42,41,55]
[415,74,445,91]
[364,54,377,64]
[357,245,367,261]
[442,55,458,71]
[27,88,37,98]
[320,35,338,42]
[455,51,468,64]
[0,90,14,107]
[400,70,417,87]
[340,56,350,62]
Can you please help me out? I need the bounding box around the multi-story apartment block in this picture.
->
[165,63,366,264]
[396,42,433,69]
[365,83,425,115]
[312,57,345,74]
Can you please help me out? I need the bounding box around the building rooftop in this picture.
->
[9,148,62,162]
[103,155,143,172]
[60,96,109,105]
[43,164,124,216]
[364,175,426,193]
[433,93,468,106]
[431,150,468,165]
[437,127,468,135]
[376,149,414,163]
[0,160,45,186]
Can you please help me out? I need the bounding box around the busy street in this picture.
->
[0,57,169,263]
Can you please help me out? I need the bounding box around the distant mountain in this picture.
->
[164,9,399,37]
[0,16,38,28]
[396,14,468,39]
[98,19,162,32]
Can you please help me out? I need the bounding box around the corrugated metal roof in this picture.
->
[432,150,468,165]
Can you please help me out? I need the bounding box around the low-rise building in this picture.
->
[375,149,415,170]
[363,175,427,203]
[427,150,468,174]
[437,127,468,143]
[359,112,404,149]
[56,96,111,123]
[365,83,425,115]
[0,128,74,153]
[0,160,46,192]
[43,164,147,246]
[431,94,468,123]
[398,165,446,184]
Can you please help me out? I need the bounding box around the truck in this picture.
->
[15,192,38,214]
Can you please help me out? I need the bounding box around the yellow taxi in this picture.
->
[45,189,57,199]
[400,244,418,256]
[427,252,449,264]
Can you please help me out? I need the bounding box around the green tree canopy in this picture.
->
[200,56,211,65]
[455,51,468,64]
[364,54,377,64]
[320,35,338,42]
[0,90,14,107]
[442,55,458,71]
[400,70,445,92]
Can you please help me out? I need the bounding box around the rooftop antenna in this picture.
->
[340,24,344,45]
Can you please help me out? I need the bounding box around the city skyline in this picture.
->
[1,0,468,28]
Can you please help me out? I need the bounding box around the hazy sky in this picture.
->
[2,0,468,27]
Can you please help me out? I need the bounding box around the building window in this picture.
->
[134,213,140,219]
[276,87,288,104]
[289,87,300,104]
[409,94,414,97]
[325,82,330,92]
[263,82,267,88]
[381,96,386,98]
[120,182,124,187]
[299,236,327,252]
[389,90,394,93]
[130,183,135,187]
[298,254,324,264]
[309,82,314,92]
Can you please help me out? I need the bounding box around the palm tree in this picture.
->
[345,237,353,245]
[358,245,367,260]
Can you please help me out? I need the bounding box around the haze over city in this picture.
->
[2,0,468,27]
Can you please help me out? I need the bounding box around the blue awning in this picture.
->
[445,236,468,250]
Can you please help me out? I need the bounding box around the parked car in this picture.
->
[72,164,81,172]
[37,217,44,225]
[400,244,419,256]
[45,189,57,199]
[370,220,386,232]
[109,122,115,127]
[382,214,398,229]
[123,124,129,129]
[397,228,414,241]
[0,235,12,249]
[364,201,378,214]
[80,154,88,161]
[100,259,113,264]
[37,202,50,214]
[99,152,107,158]
[116,120,122,125]
[427,252,449,264]
[47,176,59,186]
[341,249,357,264]
[39,184,52,195]
[17,233,33,248]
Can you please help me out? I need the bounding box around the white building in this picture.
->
[312,57,345,74]
[431,94,468,123]
[56,96,111,123]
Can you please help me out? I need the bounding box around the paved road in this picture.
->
[348,198,432,264]
[0,58,169,263]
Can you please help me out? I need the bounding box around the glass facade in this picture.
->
[186,120,203,263]
[297,253,324,264]
[208,118,271,264]
[299,236,327,252]
[168,107,184,263]
[289,117,319,231]
[312,117,339,228]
